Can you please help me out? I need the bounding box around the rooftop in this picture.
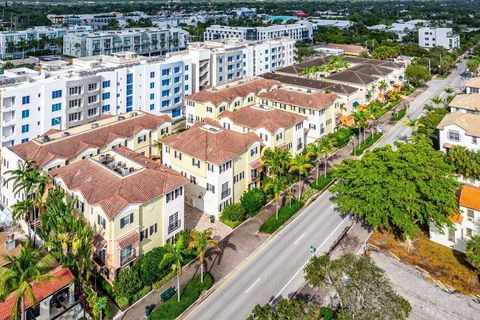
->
[459,184,480,211]
[257,87,338,110]
[160,120,261,165]
[219,105,306,133]
[465,77,480,88]
[9,111,171,168]
[437,112,480,137]
[50,147,188,220]
[448,94,480,112]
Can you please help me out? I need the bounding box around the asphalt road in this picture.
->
[182,61,468,320]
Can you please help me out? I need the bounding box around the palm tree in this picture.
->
[288,154,314,201]
[378,80,388,102]
[27,39,38,54]
[430,95,443,106]
[317,137,336,178]
[160,235,186,302]
[352,109,368,144]
[188,229,219,283]
[262,147,291,178]
[444,87,454,95]
[0,241,57,320]
[11,200,33,238]
[17,40,28,59]
[263,175,287,219]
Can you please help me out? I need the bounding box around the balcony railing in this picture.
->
[221,188,231,200]
[168,219,181,234]
[251,171,260,181]
[120,248,136,266]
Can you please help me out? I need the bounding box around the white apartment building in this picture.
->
[464,77,480,94]
[0,52,191,147]
[47,12,123,29]
[437,112,480,152]
[63,27,188,58]
[418,27,460,50]
[0,26,93,59]
[430,184,480,252]
[186,38,295,91]
[204,22,314,42]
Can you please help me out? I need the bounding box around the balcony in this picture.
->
[168,219,181,234]
[120,248,136,266]
[221,188,231,200]
[251,170,260,181]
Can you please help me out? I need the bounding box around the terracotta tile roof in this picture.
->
[465,77,480,88]
[258,88,338,110]
[160,120,261,165]
[459,184,480,211]
[448,213,463,224]
[185,78,280,106]
[9,113,172,168]
[116,231,139,248]
[436,112,480,137]
[50,147,188,220]
[219,106,306,133]
[448,94,480,112]
[0,267,74,320]
[325,43,368,55]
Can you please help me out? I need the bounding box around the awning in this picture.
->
[249,159,264,170]
[115,231,139,248]
[93,234,107,251]
[448,213,463,224]
[443,142,454,149]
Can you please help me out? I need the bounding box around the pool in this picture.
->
[268,15,299,22]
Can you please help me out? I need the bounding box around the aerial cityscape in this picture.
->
[0,0,480,319]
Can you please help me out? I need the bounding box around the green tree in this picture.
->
[113,268,142,299]
[263,175,287,219]
[188,228,219,283]
[221,203,246,222]
[417,108,449,136]
[466,235,480,271]
[405,64,431,87]
[305,254,411,320]
[288,154,314,200]
[240,188,266,217]
[330,139,459,239]
[467,59,480,77]
[262,147,291,178]
[430,95,444,106]
[248,299,318,320]
[446,146,480,180]
[160,234,186,302]
[0,241,57,320]
[6,42,16,57]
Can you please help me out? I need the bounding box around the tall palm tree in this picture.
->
[160,235,186,302]
[317,137,336,178]
[378,80,388,102]
[6,42,16,57]
[11,200,33,238]
[0,241,57,320]
[444,87,454,95]
[17,40,28,59]
[263,175,287,219]
[430,95,443,106]
[288,154,314,200]
[262,147,291,178]
[188,229,219,283]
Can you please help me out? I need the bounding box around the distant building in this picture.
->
[204,22,314,42]
[448,94,480,114]
[437,112,480,152]
[234,8,257,19]
[430,184,480,252]
[47,12,123,29]
[464,77,480,94]
[418,27,460,50]
[63,27,188,58]
[309,19,352,30]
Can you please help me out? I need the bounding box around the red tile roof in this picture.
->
[0,267,74,320]
[219,106,306,133]
[116,231,140,248]
[50,147,188,220]
[9,113,172,168]
[459,184,480,211]
[185,78,280,106]
[258,88,338,110]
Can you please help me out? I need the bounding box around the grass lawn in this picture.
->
[311,172,333,190]
[369,231,480,295]
[149,273,214,320]
[390,108,407,122]
[351,132,383,156]
[259,201,304,234]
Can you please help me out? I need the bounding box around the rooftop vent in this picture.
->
[42,135,50,143]
[63,131,71,137]
[118,116,125,121]
[131,111,138,117]
[91,123,99,129]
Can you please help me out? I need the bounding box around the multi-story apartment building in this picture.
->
[63,27,189,58]
[1,111,172,220]
[184,77,280,127]
[160,121,262,218]
[217,105,306,155]
[437,112,480,152]
[430,184,480,252]
[257,86,340,143]
[0,52,190,146]
[448,94,480,114]
[203,22,314,42]
[418,27,460,50]
[186,38,295,91]
[464,77,480,94]
[47,12,123,29]
[0,26,92,59]
[50,147,188,281]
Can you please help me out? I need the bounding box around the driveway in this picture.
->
[370,251,480,320]
[184,205,231,240]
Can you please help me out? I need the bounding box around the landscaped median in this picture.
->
[390,108,407,122]
[259,200,304,234]
[351,132,383,156]
[148,273,214,320]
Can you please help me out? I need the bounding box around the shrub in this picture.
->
[220,218,242,229]
[149,273,214,320]
[152,271,176,290]
[113,268,143,299]
[240,188,266,217]
[135,247,170,286]
[259,201,304,234]
[301,188,318,203]
[331,128,352,148]
[131,285,151,304]
[221,203,246,222]
[115,296,129,310]
[320,307,335,320]
[311,173,334,190]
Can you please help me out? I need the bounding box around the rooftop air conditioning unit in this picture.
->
[91,123,99,129]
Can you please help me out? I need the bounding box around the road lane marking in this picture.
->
[245,278,260,294]
[294,233,306,245]
[270,215,350,304]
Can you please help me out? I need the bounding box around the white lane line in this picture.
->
[294,233,306,245]
[270,215,350,304]
[245,278,260,294]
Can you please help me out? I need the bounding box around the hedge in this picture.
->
[220,218,242,229]
[259,201,304,234]
[149,273,214,320]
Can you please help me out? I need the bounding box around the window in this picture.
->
[250,146,258,156]
[97,214,106,229]
[137,135,147,143]
[21,110,29,118]
[69,86,81,95]
[69,99,81,108]
[276,132,283,141]
[51,117,61,126]
[150,82,155,89]
[21,124,29,133]
[126,84,133,95]
[174,76,180,83]
[150,71,155,78]
[88,95,98,104]
[162,90,170,97]
[126,73,133,84]
[185,84,189,91]
[102,104,110,112]
[185,65,189,71]
[162,68,170,76]
[448,130,460,142]
[102,80,110,88]
[149,223,158,236]
[466,227,473,238]
[184,75,189,81]
[120,213,134,228]
[150,93,155,100]
[162,79,170,86]
[102,92,110,100]
[52,90,62,99]
[190,175,197,184]
[21,138,29,143]
[166,187,183,203]
[206,106,213,113]
[88,108,98,117]
[160,127,169,135]
[168,212,180,233]
[174,150,182,160]
[140,229,149,241]
[174,86,180,94]
[448,228,456,242]
[162,100,170,108]
[473,137,478,144]
[207,183,215,193]
[51,103,62,112]
[22,96,30,105]
[174,66,180,73]
[467,209,474,221]
[69,112,81,122]
[192,158,200,168]
[221,182,230,199]
[208,163,214,172]
[219,161,232,173]
[174,97,180,104]
[150,103,155,110]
